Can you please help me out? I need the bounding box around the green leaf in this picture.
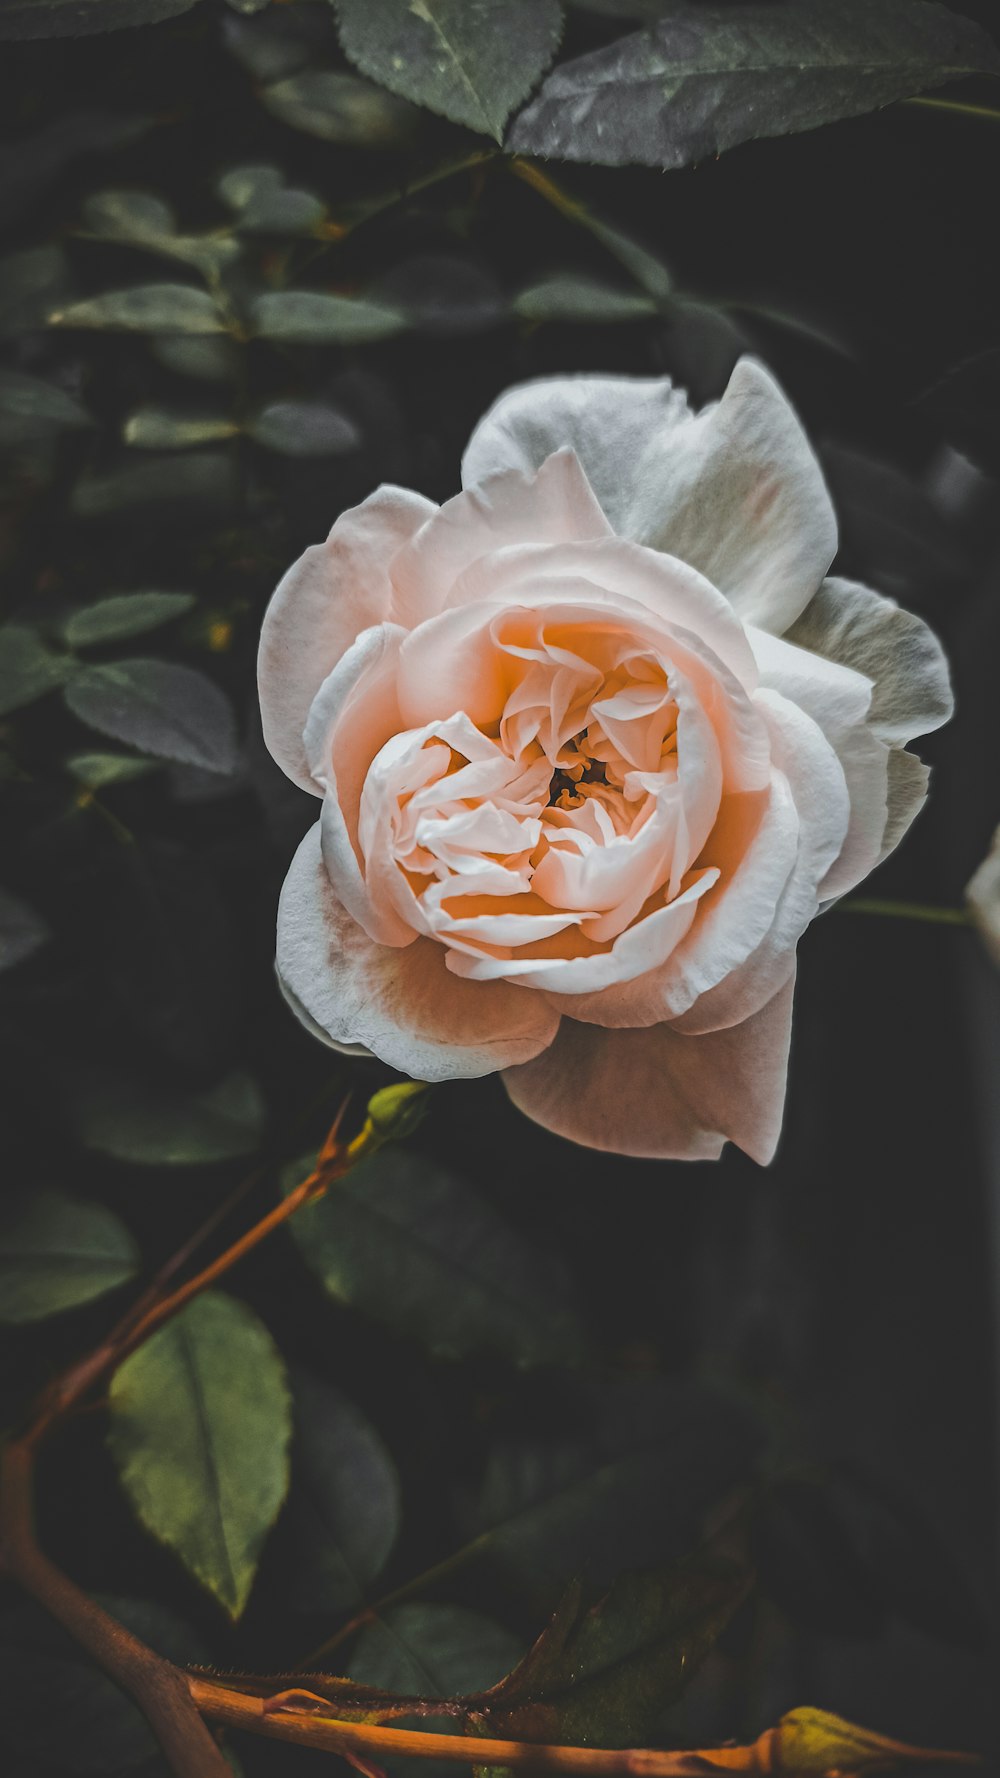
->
[0,245,73,335]
[67,750,161,788]
[64,659,239,773]
[0,368,92,435]
[81,189,241,276]
[250,289,406,343]
[262,69,418,146]
[287,1146,585,1366]
[108,1291,292,1617]
[514,273,657,323]
[277,1370,401,1613]
[249,399,360,456]
[0,624,71,716]
[123,406,239,448]
[76,1068,265,1164]
[0,1189,138,1324]
[347,1603,523,1697]
[71,450,239,517]
[481,1547,752,1745]
[217,163,327,235]
[0,0,199,39]
[0,886,50,971]
[334,0,563,141]
[50,283,226,334]
[63,590,196,647]
[153,334,241,382]
[507,0,1000,167]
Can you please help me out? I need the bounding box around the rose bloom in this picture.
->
[259,360,951,1162]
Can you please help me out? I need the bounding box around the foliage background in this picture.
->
[1,1,999,1773]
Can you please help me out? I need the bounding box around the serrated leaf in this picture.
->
[217,163,327,235]
[0,368,92,432]
[508,0,1000,167]
[124,406,239,448]
[347,1604,523,1697]
[108,1291,292,1617]
[0,886,50,971]
[514,273,656,323]
[64,659,239,773]
[63,590,195,647]
[0,1189,138,1324]
[335,0,563,141]
[76,1068,265,1164]
[0,624,72,716]
[0,0,198,39]
[67,750,160,788]
[250,289,406,343]
[262,69,418,145]
[50,283,226,334]
[276,1371,401,1613]
[249,399,360,456]
[287,1146,585,1367]
[71,450,239,516]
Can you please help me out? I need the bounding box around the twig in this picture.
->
[834,897,971,927]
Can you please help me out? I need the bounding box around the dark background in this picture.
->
[1,3,998,1771]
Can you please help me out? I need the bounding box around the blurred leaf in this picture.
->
[347,1603,523,1697]
[508,1,1000,167]
[217,164,326,235]
[0,886,50,971]
[50,283,226,335]
[108,1291,292,1617]
[752,1478,883,1636]
[0,368,92,438]
[287,1146,586,1367]
[67,749,161,788]
[153,334,241,381]
[81,187,240,275]
[514,273,656,323]
[0,1597,208,1775]
[0,245,74,335]
[64,659,239,773]
[376,253,505,335]
[276,1370,402,1614]
[263,68,418,145]
[0,111,151,227]
[123,405,239,448]
[63,590,195,647]
[335,0,563,141]
[71,449,239,516]
[249,398,360,455]
[0,0,199,39]
[223,7,319,80]
[0,623,72,716]
[76,1068,265,1164]
[913,347,1000,474]
[0,1188,138,1324]
[250,289,406,343]
[482,1546,752,1745]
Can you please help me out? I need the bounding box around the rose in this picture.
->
[259,359,951,1162]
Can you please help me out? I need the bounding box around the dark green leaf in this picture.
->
[0,111,151,228]
[347,1603,523,1697]
[287,1146,586,1367]
[0,886,50,971]
[249,399,361,455]
[217,164,327,235]
[263,69,418,145]
[0,624,72,716]
[334,0,563,141]
[513,273,656,323]
[63,590,195,647]
[108,1290,292,1617]
[153,334,241,381]
[0,1189,138,1324]
[481,1547,752,1745]
[50,283,226,334]
[64,659,239,773]
[0,368,92,435]
[276,1370,401,1613]
[0,0,199,39]
[507,1,1000,168]
[67,750,161,788]
[76,1068,265,1164]
[250,289,406,343]
[123,405,239,448]
[376,253,504,335]
[70,450,239,516]
[0,245,74,334]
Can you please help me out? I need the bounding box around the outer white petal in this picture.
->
[259,485,435,794]
[502,972,795,1164]
[277,823,560,1081]
[462,358,836,634]
[966,826,1000,967]
[875,749,930,868]
[786,576,953,745]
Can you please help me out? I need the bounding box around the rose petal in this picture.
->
[873,748,930,870]
[786,576,953,745]
[259,485,434,794]
[502,971,795,1163]
[277,823,561,1080]
[462,358,836,634]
